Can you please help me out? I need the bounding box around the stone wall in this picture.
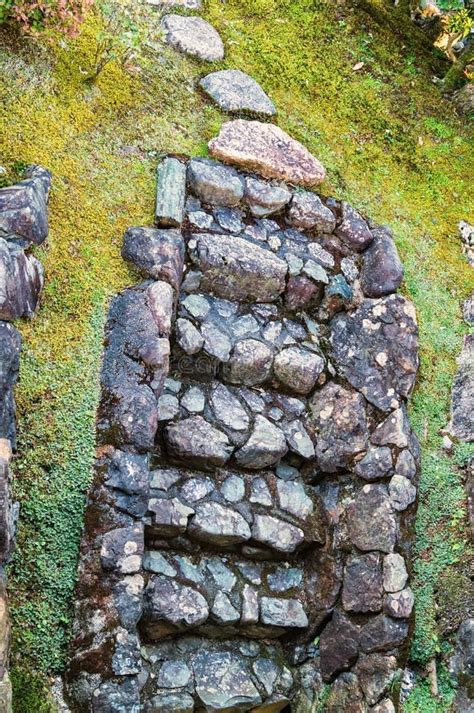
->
[66,154,420,712]
[0,165,50,712]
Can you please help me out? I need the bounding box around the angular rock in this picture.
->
[326,673,366,713]
[161,14,224,61]
[200,69,276,117]
[372,700,395,713]
[287,192,336,232]
[311,382,368,472]
[359,615,409,653]
[336,201,373,252]
[189,501,251,545]
[165,416,233,469]
[155,157,187,228]
[347,485,397,554]
[342,553,383,613]
[193,233,287,302]
[283,420,315,459]
[449,334,474,442]
[277,479,313,519]
[389,474,416,511]
[0,238,43,320]
[235,415,287,469]
[105,449,149,517]
[227,339,274,386]
[361,228,403,298]
[251,514,304,553]
[143,576,209,634]
[241,584,259,624]
[320,610,360,681]
[210,384,250,431]
[188,158,243,207]
[181,386,205,413]
[260,597,308,629]
[148,497,194,536]
[330,295,419,412]
[354,447,393,482]
[274,347,324,395]
[157,660,192,688]
[395,449,416,479]
[100,525,144,574]
[285,275,320,311]
[307,242,335,269]
[211,591,240,624]
[201,321,232,361]
[354,653,398,706]
[372,408,411,449]
[244,177,291,218]
[449,619,474,705]
[122,227,184,290]
[209,120,326,187]
[157,394,179,420]
[0,322,21,447]
[213,206,243,234]
[383,554,408,593]
[194,651,261,710]
[385,587,414,619]
[176,317,204,355]
[0,165,51,244]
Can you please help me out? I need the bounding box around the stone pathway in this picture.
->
[66,153,420,712]
[64,6,422,712]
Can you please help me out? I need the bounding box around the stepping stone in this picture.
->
[209,120,326,187]
[148,0,200,7]
[200,69,276,117]
[162,14,224,62]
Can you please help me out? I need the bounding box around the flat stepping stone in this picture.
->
[200,69,276,117]
[162,14,224,62]
[209,120,326,187]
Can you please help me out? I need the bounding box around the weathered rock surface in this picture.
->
[162,14,224,61]
[155,157,187,228]
[235,415,287,469]
[188,158,244,207]
[200,69,276,117]
[122,227,184,289]
[336,201,373,252]
[450,619,474,708]
[0,322,21,447]
[320,610,360,681]
[342,553,383,613]
[361,228,403,297]
[311,382,368,472]
[192,233,287,302]
[165,415,233,469]
[244,177,291,218]
[209,120,326,187]
[359,615,409,653]
[0,238,43,320]
[274,347,324,395]
[331,295,418,411]
[0,165,51,244]
[287,191,336,232]
[449,334,474,442]
[347,485,397,553]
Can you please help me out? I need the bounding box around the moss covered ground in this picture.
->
[0,0,473,709]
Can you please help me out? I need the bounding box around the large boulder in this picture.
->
[200,69,276,117]
[121,227,184,290]
[209,120,326,187]
[191,233,287,302]
[161,14,224,61]
[0,238,43,320]
[0,165,51,245]
[330,295,419,412]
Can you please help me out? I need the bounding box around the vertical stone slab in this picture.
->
[155,157,186,228]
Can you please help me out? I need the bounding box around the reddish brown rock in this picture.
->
[320,610,360,681]
[209,120,326,187]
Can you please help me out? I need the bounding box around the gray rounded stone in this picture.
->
[274,347,324,395]
[165,415,233,469]
[227,339,273,386]
[244,177,291,217]
[287,191,336,232]
[162,14,224,61]
[235,415,287,469]
[189,501,251,545]
[188,158,243,206]
[200,69,276,116]
[389,474,416,511]
[383,553,408,593]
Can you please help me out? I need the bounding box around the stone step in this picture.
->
[200,69,276,118]
[173,292,325,394]
[161,14,224,62]
[158,378,319,470]
[145,465,324,556]
[140,550,308,639]
[140,636,293,712]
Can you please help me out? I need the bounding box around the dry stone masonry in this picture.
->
[66,148,420,712]
[0,165,50,711]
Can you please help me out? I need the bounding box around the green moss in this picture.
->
[0,0,473,707]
